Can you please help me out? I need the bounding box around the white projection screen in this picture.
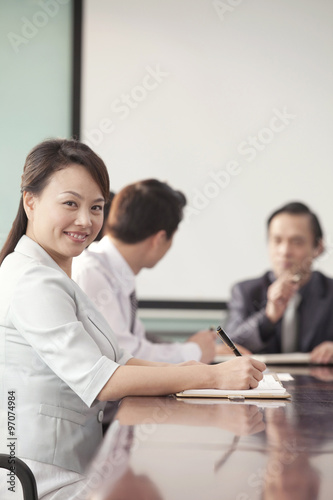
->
[81,0,333,302]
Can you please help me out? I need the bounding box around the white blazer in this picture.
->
[0,236,132,474]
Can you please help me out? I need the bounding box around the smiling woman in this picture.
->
[23,165,106,276]
[0,138,265,496]
[0,139,110,267]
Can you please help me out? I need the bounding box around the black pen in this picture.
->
[216,326,242,356]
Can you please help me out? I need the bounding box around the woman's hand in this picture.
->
[213,356,266,390]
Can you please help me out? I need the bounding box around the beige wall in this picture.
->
[82,0,333,300]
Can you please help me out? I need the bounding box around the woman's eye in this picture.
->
[92,205,103,212]
[64,201,77,207]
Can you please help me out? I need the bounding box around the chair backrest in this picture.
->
[0,454,38,500]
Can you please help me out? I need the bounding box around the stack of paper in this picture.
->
[176,374,291,399]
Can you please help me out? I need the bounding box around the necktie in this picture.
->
[129,290,138,334]
[281,292,302,353]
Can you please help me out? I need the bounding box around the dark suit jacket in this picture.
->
[226,271,333,353]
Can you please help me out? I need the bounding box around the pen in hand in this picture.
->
[216,326,242,357]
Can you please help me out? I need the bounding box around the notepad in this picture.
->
[176,374,291,399]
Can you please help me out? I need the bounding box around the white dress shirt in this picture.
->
[72,237,202,363]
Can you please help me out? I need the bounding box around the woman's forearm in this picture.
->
[97,357,266,401]
[97,363,214,401]
[126,357,171,367]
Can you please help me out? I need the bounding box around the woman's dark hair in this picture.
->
[0,138,110,264]
[106,179,186,243]
[94,191,115,242]
[267,201,323,247]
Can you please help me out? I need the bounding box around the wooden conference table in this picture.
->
[86,364,333,500]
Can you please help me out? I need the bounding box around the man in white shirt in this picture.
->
[73,179,217,363]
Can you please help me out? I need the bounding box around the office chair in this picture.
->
[0,454,38,500]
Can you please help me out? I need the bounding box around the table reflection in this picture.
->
[86,371,333,500]
[86,396,270,500]
[262,408,320,500]
[309,365,333,382]
[5,370,333,499]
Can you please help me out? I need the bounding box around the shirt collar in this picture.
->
[89,236,136,295]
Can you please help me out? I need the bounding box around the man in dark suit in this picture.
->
[227,202,333,363]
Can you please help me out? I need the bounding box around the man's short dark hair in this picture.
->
[267,201,323,246]
[106,179,186,243]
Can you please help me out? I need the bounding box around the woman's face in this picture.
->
[24,163,105,275]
